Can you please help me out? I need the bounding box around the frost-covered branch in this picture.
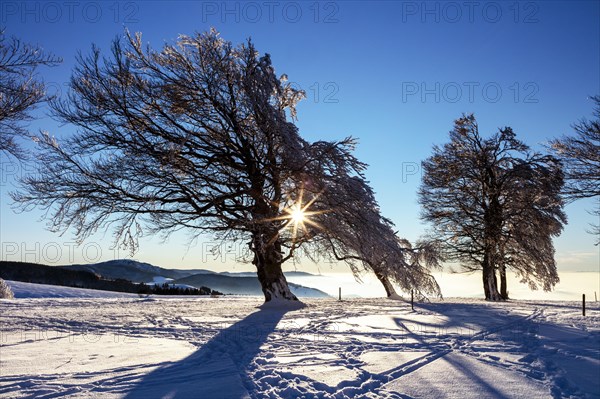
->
[419,114,566,300]
[0,30,61,160]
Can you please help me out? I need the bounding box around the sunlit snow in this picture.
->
[1,281,598,398]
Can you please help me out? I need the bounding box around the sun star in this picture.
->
[283,194,326,243]
[262,188,328,245]
[290,206,306,224]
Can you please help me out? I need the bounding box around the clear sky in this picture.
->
[1,1,598,275]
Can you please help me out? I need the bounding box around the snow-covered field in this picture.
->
[5,281,139,299]
[1,284,599,398]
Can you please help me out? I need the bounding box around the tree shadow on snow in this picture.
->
[124,302,304,399]
[394,301,529,335]
[390,301,599,398]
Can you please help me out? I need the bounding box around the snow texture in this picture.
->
[1,282,599,398]
[5,280,139,299]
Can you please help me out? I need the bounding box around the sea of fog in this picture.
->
[286,271,600,301]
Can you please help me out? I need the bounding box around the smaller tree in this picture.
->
[419,114,566,300]
[0,30,61,159]
[280,138,441,299]
[550,95,600,244]
[0,278,14,299]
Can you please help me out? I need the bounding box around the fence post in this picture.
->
[339,287,341,301]
[583,294,586,316]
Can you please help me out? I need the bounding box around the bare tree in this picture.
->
[282,138,441,298]
[13,30,441,302]
[0,30,61,160]
[13,30,317,302]
[550,95,600,244]
[419,114,566,300]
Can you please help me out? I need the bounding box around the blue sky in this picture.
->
[1,1,598,274]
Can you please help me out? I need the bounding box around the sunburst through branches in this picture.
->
[270,188,327,244]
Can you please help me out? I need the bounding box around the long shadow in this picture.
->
[387,307,540,398]
[393,301,533,334]
[124,303,303,399]
[389,301,599,398]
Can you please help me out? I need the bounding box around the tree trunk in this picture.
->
[499,264,509,300]
[482,192,503,301]
[373,268,398,297]
[482,253,502,301]
[252,232,298,302]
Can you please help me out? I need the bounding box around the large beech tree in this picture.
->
[419,115,566,300]
[14,30,436,302]
[14,30,318,301]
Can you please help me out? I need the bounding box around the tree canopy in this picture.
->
[0,30,61,160]
[419,114,566,300]
[551,95,600,244]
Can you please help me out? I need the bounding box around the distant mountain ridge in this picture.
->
[0,261,218,296]
[174,273,327,297]
[62,260,204,282]
[62,259,330,298]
